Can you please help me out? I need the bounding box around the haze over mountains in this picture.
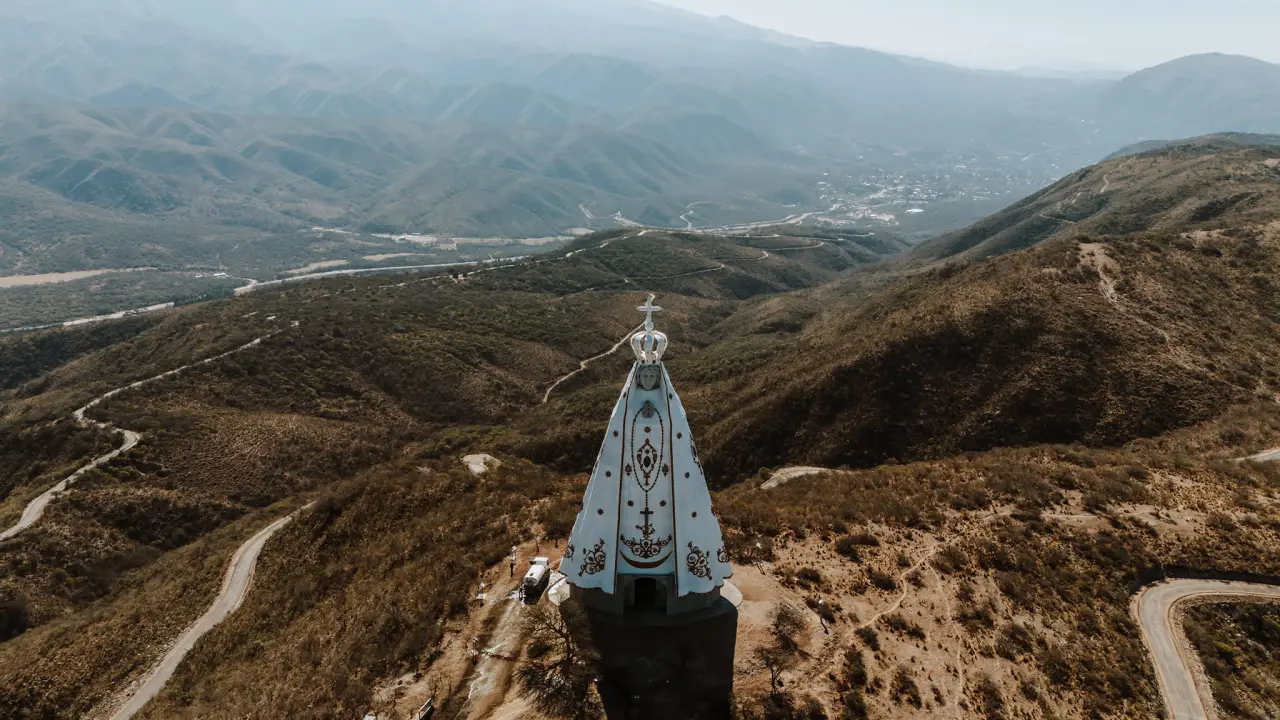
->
[1,0,1280,278]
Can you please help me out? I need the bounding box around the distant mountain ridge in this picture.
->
[3,0,1280,272]
[0,102,817,272]
[1101,54,1280,140]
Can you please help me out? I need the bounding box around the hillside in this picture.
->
[0,0,1104,261]
[912,134,1280,262]
[0,141,1278,718]
[1105,132,1280,161]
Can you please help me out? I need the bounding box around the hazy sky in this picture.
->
[658,0,1280,70]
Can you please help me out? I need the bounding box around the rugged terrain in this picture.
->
[1,137,1280,718]
[913,133,1280,262]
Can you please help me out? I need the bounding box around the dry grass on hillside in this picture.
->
[131,458,581,719]
[0,405,405,635]
[0,503,296,718]
[688,221,1280,481]
[711,415,1280,719]
[1185,602,1280,719]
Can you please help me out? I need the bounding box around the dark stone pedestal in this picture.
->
[587,599,738,720]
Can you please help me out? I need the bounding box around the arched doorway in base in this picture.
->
[626,576,669,612]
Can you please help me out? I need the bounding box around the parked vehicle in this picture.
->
[521,557,550,602]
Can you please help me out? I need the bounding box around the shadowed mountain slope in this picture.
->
[911,134,1280,263]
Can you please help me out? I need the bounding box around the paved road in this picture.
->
[0,336,274,542]
[0,429,140,542]
[108,507,309,720]
[0,301,177,335]
[1135,579,1280,720]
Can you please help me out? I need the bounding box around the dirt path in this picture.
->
[542,324,645,404]
[105,505,311,720]
[798,536,950,709]
[0,335,277,542]
[932,566,966,718]
[1076,241,1184,354]
[760,467,826,490]
[379,543,552,720]
[856,543,942,632]
[1242,446,1280,463]
[1134,580,1280,720]
[1078,243,1120,303]
[1101,158,1134,194]
[1038,158,1132,228]
[464,599,528,719]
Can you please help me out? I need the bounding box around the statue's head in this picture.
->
[636,364,662,392]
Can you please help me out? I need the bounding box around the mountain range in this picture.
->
[3,0,1280,277]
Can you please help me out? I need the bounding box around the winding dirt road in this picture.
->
[542,324,645,404]
[106,505,311,720]
[0,336,275,542]
[1135,579,1280,720]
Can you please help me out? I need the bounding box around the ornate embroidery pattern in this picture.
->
[631,404,665,492]
[635,439,660,486]
[686,542,712,580]
[579,539,607,576]
[621,533,672,559]
[565,544,576,560]
[716,546,730,564]
[689,438,705,475]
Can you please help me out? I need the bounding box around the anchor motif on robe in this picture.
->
[621,500,672,560]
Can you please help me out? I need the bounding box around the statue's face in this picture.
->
[636,365,661,392]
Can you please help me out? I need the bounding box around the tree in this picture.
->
[755,646,794,697]
[772,601,806,652]
[517,600,603,720]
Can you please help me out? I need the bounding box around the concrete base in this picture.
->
[588,600,738,719]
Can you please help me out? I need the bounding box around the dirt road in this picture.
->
[0,336,275,542]
[1135,579,1280,720]
[1244,447,1280,463]
[106,506,310,720]
[760,467,826,490]
[542,323,645,404]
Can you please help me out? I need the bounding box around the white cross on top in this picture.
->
[638,294,662,331]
